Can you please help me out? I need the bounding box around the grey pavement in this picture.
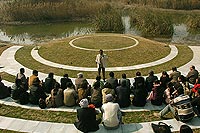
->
[1,45,200,132]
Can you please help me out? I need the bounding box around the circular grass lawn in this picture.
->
[14,33,193,79]
[38,33,170,67]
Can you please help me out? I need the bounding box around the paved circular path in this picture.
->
[31,45,178,71]
[69,35,139,51]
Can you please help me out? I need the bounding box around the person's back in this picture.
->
[186,66,199,85]
[0,76,10,99]
[29,78,47,105]
[60,74,73,90]
[169,67,181,83]
[51,83,63,107]
[102,82,115,104]
[63,83,77,106]
[44,73,56,93]
[116,80,131,108]
[106,71,118,90]
[132,73,147,107]
[146,70,158,92]
[91,81,102,108]
[101,94,121,129]
[74,99,100,133]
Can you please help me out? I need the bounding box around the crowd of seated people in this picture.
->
[0,65,199,131]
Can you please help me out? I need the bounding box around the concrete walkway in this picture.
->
[1,45,200,132]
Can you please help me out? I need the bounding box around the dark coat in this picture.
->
[116,85,131,108]
[74,108,99,133]
[29,85,47,105]
[60,77,73,90]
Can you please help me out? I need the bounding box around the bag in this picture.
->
[19,92,29,105]
[39,98,46,109]
[151,122,172,133]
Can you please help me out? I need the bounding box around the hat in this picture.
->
[79,98,88,108]
[106,94,113,102]
[77,72,83,78]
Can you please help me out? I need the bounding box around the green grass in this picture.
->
[14,34,192,79]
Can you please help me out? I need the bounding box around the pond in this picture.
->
[0,18,200,45]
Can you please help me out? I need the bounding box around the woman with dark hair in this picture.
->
[160,71,170,90]
[78,80,90,104]
[145,70,158,92]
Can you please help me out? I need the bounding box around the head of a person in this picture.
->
[54,82,60,89]
[77,72,83,78]
[109,71,114,78]
[154,80,160,85]
[99,49,103,55]
[180,125,193,133]
[20,68,25,74]
[106,94,113,102]
[48,72,54,79]
[93,81,100,90]
[66,82,73,88]
[32,70,38,76]
[178,75,186,83]
[177,86,184,96]
[162,71,168,76]
[63,74,68,78]
[122,73,126,79]
[32,77,40,86]
[190,65,195,71]
[104,82,113,89]
[96,75,101,81]
[121,79,127,87]
[136,71,141,76]
[172,67,177,72]
[149,70,154,76]
[80,80,88,89]
[79,98,88,108]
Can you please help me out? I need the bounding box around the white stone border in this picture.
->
[69,35,139,51]
[31,45,178,71]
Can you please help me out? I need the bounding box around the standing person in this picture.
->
[74,98,101,133]
[186,65,199,85]
[96,49,108,81]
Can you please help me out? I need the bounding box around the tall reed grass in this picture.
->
[129,0,200,10]
[186,15,200,30]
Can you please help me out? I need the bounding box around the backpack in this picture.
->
[174,95,194,122]
[19,92,29,105]
[151,122,172,133]
[39,98,47,109]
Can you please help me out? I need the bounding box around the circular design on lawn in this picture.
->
[69,35,139,51]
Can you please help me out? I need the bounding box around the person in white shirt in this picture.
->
[101,94,122,130]
[96,49,108,81]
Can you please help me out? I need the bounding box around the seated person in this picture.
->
[29,70,40,87]
[51,82,63,107]
[145,70,158,92]
[132,71,148,107]
[102,82,115,104]
[0,75,11,99]
[163,82,175,104]
[106,71,118,91]
[154,87,194,122]
[116,79,131,108]
[147,80,165,106]
[77,80,90,104]
[74,98,101,133]
[75,72,88,92]
[63,82,77,107]
[91,81,102,108]
[191,89,200,117]
[29,77,47,105]
[44,72,56,93]
[101,94,122,130]
[60,73,73,90]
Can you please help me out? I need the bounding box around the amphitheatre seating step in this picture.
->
[0,96,165,112]
[0,115,199,133]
